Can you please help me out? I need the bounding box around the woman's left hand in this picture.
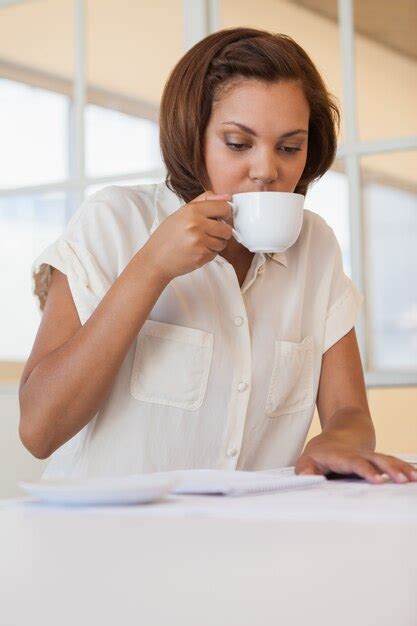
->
[294,434,417,484]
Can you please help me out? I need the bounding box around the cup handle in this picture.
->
[218,201,244,245]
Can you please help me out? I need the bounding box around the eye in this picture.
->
[280,147,302,154]
[226,142,248,151]
[226,143,302,154]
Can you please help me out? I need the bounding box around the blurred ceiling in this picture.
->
[285,0,417,60]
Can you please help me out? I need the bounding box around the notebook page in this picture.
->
[150,469,325,496]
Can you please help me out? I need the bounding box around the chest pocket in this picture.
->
[130,319,214,411]
[266,335,314,418]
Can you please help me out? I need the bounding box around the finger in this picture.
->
[191,189,232,219]
[193,190,231,202]
[294,456,323,476]
[350,458,391,484]
[196,200,232,220]
[376,454,417,481]
[204,219,233,240]
[362,452,417,483]
[205,234,228,253]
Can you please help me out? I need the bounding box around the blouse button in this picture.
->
[227,447,238,458]
[237,382,248,392]
[234,316,244,326]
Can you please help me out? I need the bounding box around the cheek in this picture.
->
[288,153,308,179]
[205,142,239,178]
[207,150,227,171]
[204,139,218,171]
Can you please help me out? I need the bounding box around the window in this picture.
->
[0,78,165,374]
[85,105,163,178]
[304,164,351,277]
[0,0,185,383]
[0,79,68,188]
[362,153,417,371]
[1,0,416,387]
[0,191,68,361]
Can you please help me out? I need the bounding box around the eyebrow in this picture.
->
[221,121,308,139]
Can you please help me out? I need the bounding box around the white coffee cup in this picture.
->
[220,191,304,253]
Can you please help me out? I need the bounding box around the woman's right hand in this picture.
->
[143,190,234,282]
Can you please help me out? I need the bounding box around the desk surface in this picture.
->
[1,485,417,626]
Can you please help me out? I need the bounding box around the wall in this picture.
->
[307,387,417,453]
[1,392,46,498]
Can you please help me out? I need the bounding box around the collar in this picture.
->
[150,181,288,267]
[265,251,288,267]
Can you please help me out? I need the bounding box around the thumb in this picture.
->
[294,455,323,476]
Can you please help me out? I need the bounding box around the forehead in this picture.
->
[211,79,309,123]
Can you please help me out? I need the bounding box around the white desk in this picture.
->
[1,485,417,626]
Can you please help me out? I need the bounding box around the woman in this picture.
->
[19,27,416,484]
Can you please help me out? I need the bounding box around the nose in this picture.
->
[251,175,277,185]
[249,152,279,186]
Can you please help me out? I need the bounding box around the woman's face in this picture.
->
[203,79,310,195]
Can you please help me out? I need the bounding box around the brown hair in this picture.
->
[159,27,340,204]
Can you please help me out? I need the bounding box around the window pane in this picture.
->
[0,192,68,362]
[304,162,351,277]
[0,80,68,188]
[0,0,73,187]
[354,1,417,141]
[86,105,164,178]
[363,152,417,371]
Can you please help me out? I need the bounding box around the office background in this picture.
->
[0,0,416,496]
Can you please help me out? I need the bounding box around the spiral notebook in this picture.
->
[151,468,326,496]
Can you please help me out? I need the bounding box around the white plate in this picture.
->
[19,474,177,506]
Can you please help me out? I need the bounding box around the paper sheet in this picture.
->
[149,468,325,495]
[173,479,417,524]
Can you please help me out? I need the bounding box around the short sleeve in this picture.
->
[323,228,364,353]
[31,190,121,325]
[32,238,112,325]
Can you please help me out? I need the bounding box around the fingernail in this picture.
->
[397,472,408,483]
[375,473,390,482]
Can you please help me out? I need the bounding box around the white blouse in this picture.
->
[32,181,364,479]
